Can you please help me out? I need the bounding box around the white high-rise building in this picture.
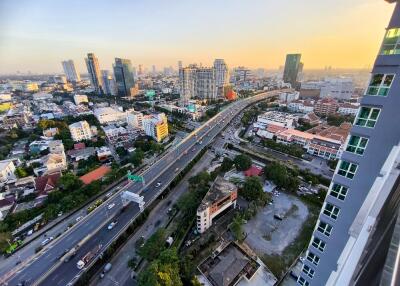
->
[213,59,229,97]
[179,65,197,102]
[61,60,81,82]
[126,109,144,129]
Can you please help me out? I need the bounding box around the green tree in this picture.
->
[58,173,83,191]
[130,150,145,167]
[14,167,29,178]
[230,215,245,241]
[0,232,12,253]
[220,157,233,172]
[234,154,252,171]
[241,176,267,204]
[264,162,288,188]
[138,229,166,262]
[138,259,182,286]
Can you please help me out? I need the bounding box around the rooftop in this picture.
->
[198,177,237,212]
[80,165,111,185]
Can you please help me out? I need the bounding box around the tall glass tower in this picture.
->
[113,58,135,97]
[85,53,104,94]
[283,53,301,89]
[298,1,400,286]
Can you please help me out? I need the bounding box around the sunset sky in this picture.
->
[0,0,395,74]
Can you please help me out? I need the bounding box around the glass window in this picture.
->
[330,183,348,201]
[346,135,369,155]
[302,264,315,278]
[312,237,326,252]
[380,28,400,55]
[355,107,380,128]
[298,277,310,286]
[338,161,358,179]
[366,74,395,96]
[307,251,320,266]
[317,221,333,237]
[323,203,340,220]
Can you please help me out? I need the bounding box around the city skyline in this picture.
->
[0,0,394,74]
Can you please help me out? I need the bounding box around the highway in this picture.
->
[3,90,283,286]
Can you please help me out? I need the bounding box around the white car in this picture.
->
[76,216,83,222]
[41,236,54,246]
[107,203,115,210]
[155,182,162,188]
[107,221,117,230]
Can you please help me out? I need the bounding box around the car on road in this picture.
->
[107,221,117,230]
[107,203,115,210]
[41,236,54,246]
[76,216,83,222]
[175,167,180,172]
[155,182,162,188]
[105,192,112,198]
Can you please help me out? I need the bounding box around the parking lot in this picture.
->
[243,192,309,255]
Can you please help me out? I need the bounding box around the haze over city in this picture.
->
[0,0,394,74]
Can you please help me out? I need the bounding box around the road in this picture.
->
[3,89,284,286]
[90,151,215,286]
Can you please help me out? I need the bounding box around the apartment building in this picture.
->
[69,121,93,142]
[298,2,400,285]
[142,113,169,142]
[314,98,339,116]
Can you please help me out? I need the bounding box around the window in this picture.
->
[323,203,340,220]
[330,183,348,201]
[298,277,310,286]
[346,135,369,155]
[317,221,333,237]
[307,251,320,266]
[355,107,380,128]
[366,74,395,96]
[302,264,315,278]
[337,161,358,179]
[312,237,326,252]
[380,28,400,55]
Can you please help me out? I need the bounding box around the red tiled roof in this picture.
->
[80,165,111,185]
[74,142,86,150]
[244,165,263,177]
[35,173,61,195]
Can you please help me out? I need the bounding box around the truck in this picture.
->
[62,246,79,262]
[76,244,102,269]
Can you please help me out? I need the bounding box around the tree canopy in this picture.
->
[234,154,252,171]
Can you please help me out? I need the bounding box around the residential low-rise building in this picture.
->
[73,94,89,105]
[69,120,93,142]
[196,176,237,234]
[279,90,299,103]
[0,160,16,183]
[42,127,58,138]
[96,146,112,161]
[337,102,359,116]
[94,106,126,124]
[314,98,339,116]
[255,111,297,129]
[287,100,315,113]
[67,147,95,162]
[142,113,169,142]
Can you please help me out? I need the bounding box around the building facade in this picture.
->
[214,59,229,97]
[69,121,93,142]
[101,70,116,96]
[113,58,135,96]
[85,53,104,94]
[126,109,144,129]
[142,113,169,142]
[61,60,80,83]
[196,177,237,234]
[283,54,302,88]
[298,2,400,285]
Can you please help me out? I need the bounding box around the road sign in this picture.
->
[127,171,145,184]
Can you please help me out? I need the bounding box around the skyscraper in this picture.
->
[213,59,229,97]
[283,53,302,88]
[61,60,80,82]
[113,58,135,97]
[178,60,183,71]
[298,2,400,286]
[179,65,217,102]
[101,70,116,96]
[85,53,104,94]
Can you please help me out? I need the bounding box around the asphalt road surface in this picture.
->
[2,89,284,286]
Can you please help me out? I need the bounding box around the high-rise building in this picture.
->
[298,2,400,286]
[101,70,116,96]
[179,65,197,102]
[138,64,143,76]
[179,65,216,101]
[283,53,302,89]
[85,53,104,94]
[142,113,169,142]
[213,59,229,97]
[178,60,183,71]
[61,60,80,82]
[113,58,135,97]
[152,65,156,75]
